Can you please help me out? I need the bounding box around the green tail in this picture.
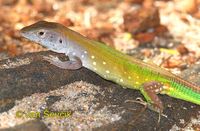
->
[167,81,200,105]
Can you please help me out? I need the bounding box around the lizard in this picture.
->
[20,20,200,113]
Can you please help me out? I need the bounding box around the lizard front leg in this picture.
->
[43,54,82,70]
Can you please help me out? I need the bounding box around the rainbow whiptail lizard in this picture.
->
[20,21,200,113]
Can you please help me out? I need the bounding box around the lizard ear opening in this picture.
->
[59,39,62,43]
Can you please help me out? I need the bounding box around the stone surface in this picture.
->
[0,120,49,131]
[123,7,160,34]
[0,51,199,130]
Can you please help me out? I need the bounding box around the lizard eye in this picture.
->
[37,30,45,38]
[39,31,44,35]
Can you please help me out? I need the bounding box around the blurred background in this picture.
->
[0,0,200,72]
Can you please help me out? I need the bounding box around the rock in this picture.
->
[0,51,199,130]
[58,18,74,27]
[32,0,54,15]
[123,7,160,34]
[124,0,144,4]
[1,120,49,131]
[84,28,114,47]
[176,44,189,55]
[0,0,18,5]
[134,32,156,44]
[123,7,169,45]
[181,64,200,85]
[154,25,168,36]
[174,0,198,14]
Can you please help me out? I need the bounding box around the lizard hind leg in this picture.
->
[139,81,165,126]
[140,81,164,113]
[125,97,162,126]
[125,98,148,126]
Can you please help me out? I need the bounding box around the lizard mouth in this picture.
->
[20,30,44,47]
[20,33,46,48]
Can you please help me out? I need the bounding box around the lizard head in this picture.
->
[20,21,68,53]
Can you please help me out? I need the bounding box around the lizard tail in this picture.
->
[166,80,200,105]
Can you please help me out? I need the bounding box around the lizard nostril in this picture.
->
[20,29,25,36]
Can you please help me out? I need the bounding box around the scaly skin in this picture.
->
[20,21,200,113]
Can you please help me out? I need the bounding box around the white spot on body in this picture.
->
[155,89,160,93]
[135,82,139,85]
[84,51,88,54]
[91,56,95,59]
[81,55,85,58]
[103,61,106,65]
[106,70,110,74]
[94,68,97,71]
[72,52,76,56]
[163,86,168,89]
[93,62,96,65]
[120,79,123,82]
